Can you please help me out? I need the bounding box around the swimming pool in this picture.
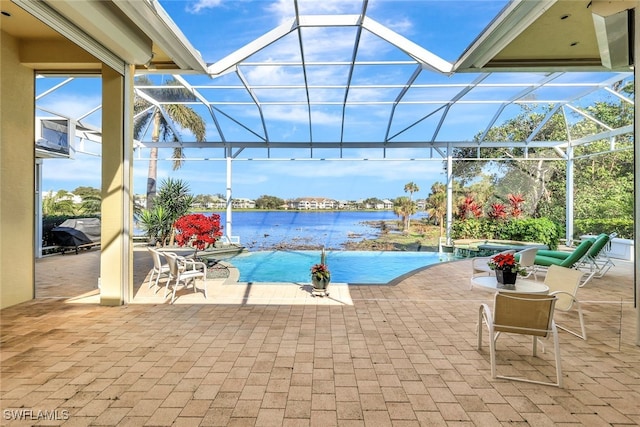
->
[218,250,456,284]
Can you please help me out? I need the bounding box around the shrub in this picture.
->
[451,217,561,249]
[174,213,223,256]
[138,206,173,246]
[573,218,633,239]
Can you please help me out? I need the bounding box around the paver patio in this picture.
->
[1,247,638,426]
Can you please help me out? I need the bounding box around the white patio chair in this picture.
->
[516,247,538,279]
[544,264,587,340]
[478,292,562,387]
[164,252,208,304]
[147,247,170,291]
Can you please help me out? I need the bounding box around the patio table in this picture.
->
[470,275,549,294]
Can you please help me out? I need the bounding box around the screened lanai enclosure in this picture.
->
[35,0,634,244]
[22,0,640,341]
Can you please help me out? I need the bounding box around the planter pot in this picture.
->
[495,269,517,289]
[311,276,330,290]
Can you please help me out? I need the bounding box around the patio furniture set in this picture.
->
[147,247,208,304]
[472,235,616,387]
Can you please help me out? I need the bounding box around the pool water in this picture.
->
[218,250,455,284]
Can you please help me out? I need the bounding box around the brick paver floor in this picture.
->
[1,247,638,425]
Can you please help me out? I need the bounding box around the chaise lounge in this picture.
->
[532,238,595,284]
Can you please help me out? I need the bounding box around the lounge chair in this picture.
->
[533,238,594,266]
[577,233,615,279]
[536,234,614,285]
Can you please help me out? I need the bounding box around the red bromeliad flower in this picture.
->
[487,203,508,220]
[507,193,525,218]
[174,213,223,251]
[457,195,483,219]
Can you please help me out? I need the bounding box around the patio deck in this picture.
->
[1,247,638,425]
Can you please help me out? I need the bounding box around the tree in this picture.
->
[403,182,419,228]
[451,86,633,226]
[404,182,419,198]
[425,182,447,238]
[72,186,99,199]
[255,195,285,209]
[134,76,206,209]
[393,196,416,233]
[42,190,76,216]
[73,186,101,215]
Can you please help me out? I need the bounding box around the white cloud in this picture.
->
[266,0,363,23]
[37,95,102,126]
[188,0,224,13]
[254,157,442,181]
[41,155,101,190]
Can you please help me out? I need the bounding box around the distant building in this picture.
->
[209,197,226,210]
[232,198,255,209]
[291,197,338,210]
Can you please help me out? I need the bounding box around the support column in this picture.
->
[445,143,453,246]
[35,159,43,258]
[226,152,233,240]
[565,145,575,245]
[0,33,35,308]
[100,64,134,305]
[634,5,640,346]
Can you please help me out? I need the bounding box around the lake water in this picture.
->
[213,210,402,250]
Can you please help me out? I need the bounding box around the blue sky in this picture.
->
[38,0,512,201]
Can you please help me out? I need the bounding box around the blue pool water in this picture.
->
[218,250,455,284]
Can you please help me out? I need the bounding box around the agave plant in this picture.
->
[138,206,173,246]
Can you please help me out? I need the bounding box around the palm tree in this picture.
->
[403,182,419,230]
[134,76,206,209]
[393,196,417,233]
[73,186,101,215]
[425,182,447,239]
[42,190,76,216]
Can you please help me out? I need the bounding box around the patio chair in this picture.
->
[477,292,562,387]
[164,252,208,304]
[514,247,538,279]
[544,265,587,340]
[147,247,170,291]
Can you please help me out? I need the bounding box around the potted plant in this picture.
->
[487,252,526,288]
[310,247,330,292]
[310,263,331,290]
